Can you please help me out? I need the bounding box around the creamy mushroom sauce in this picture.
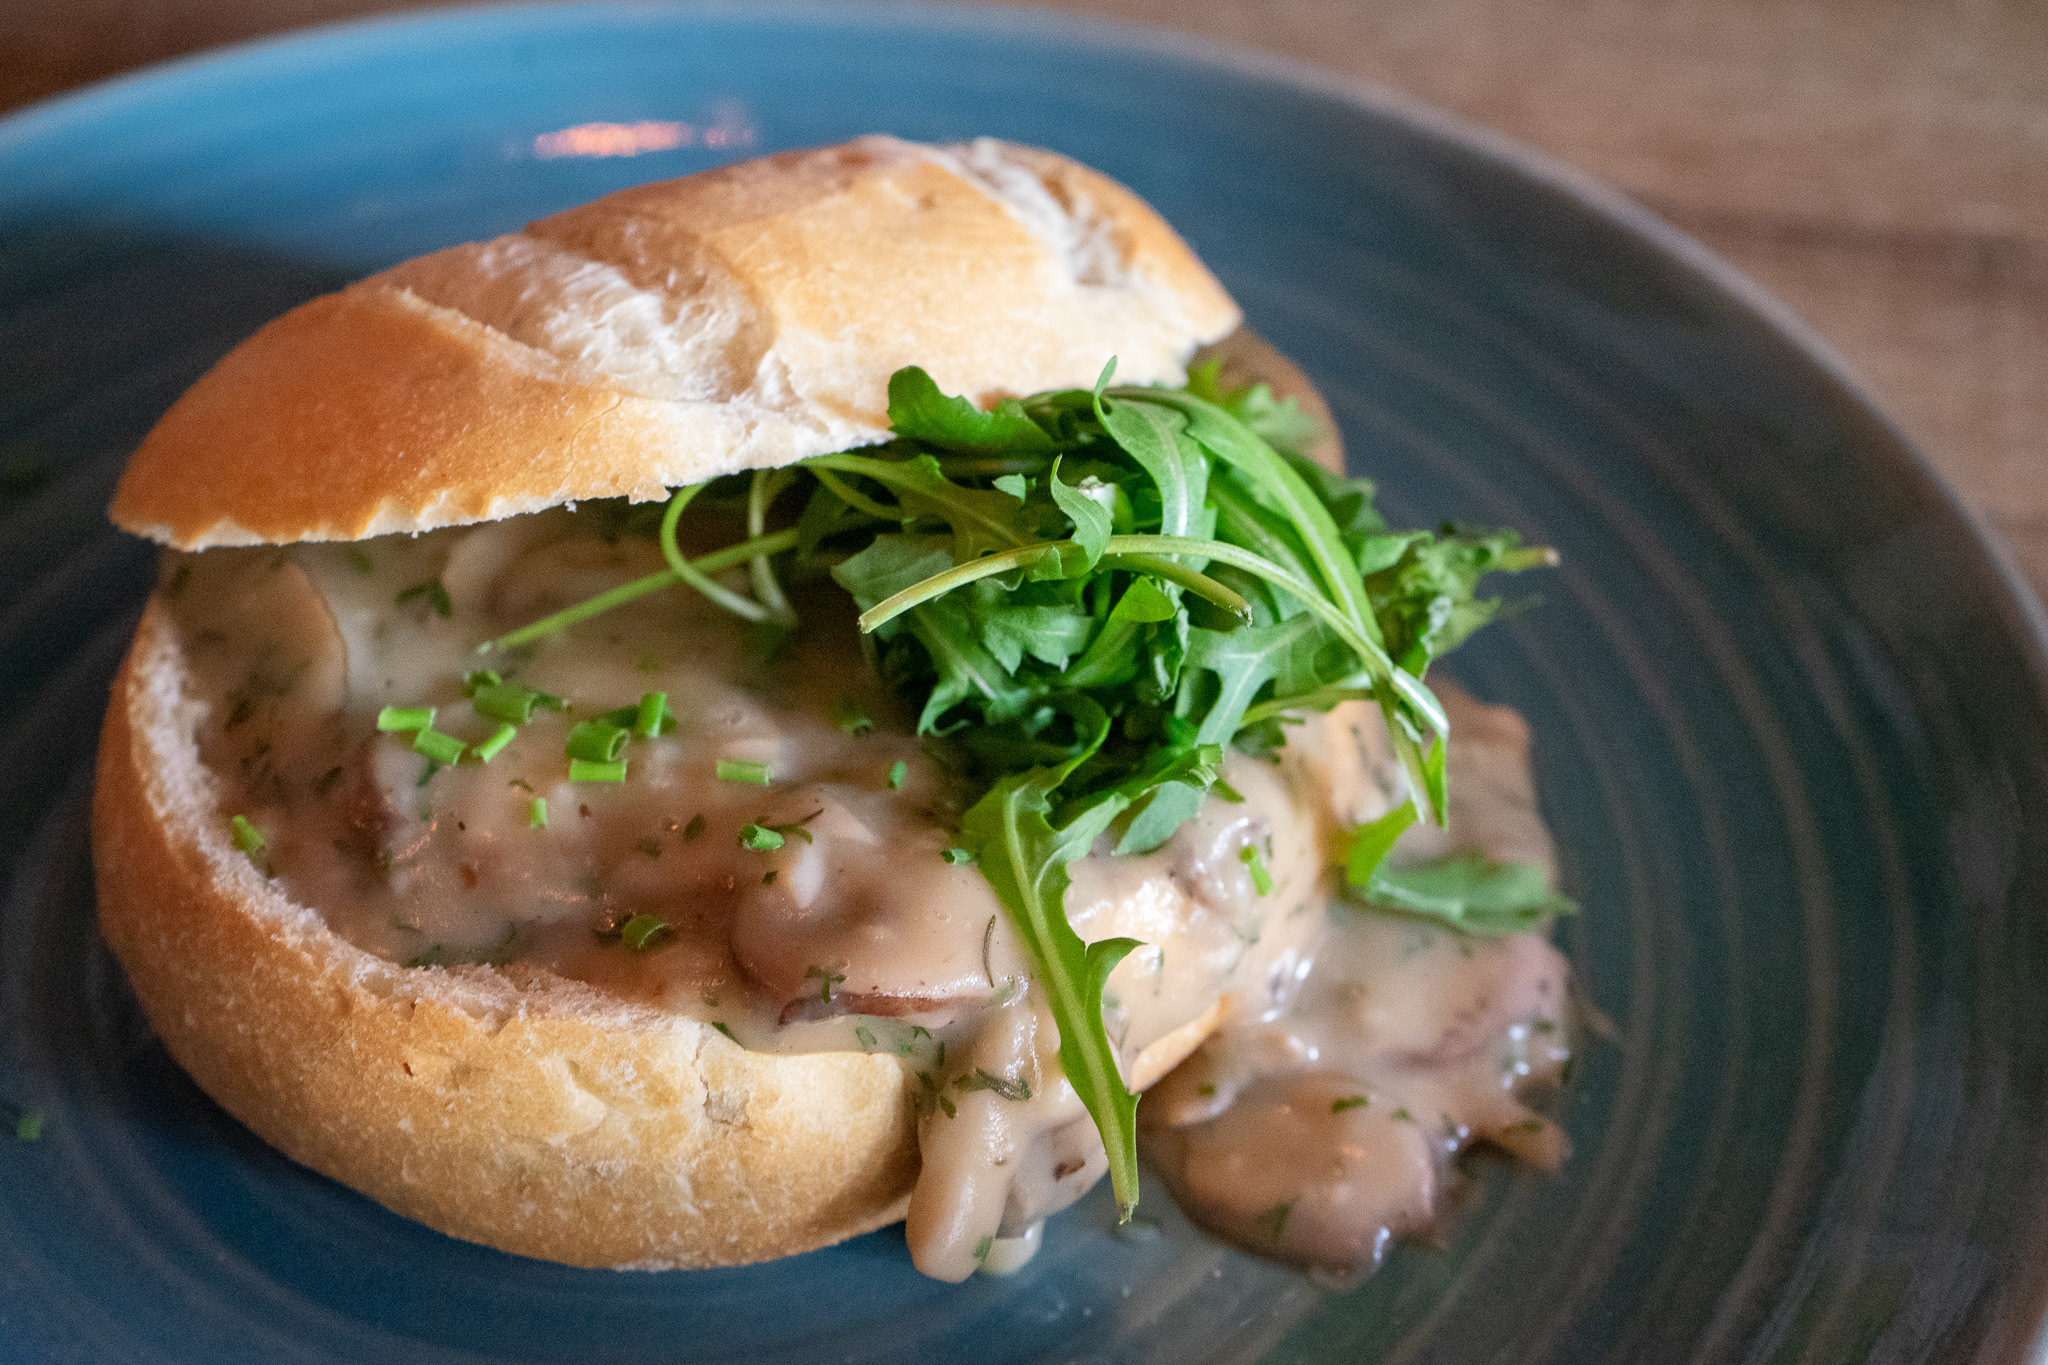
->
[161,506,1570,1282]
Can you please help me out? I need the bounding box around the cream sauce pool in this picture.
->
[161,507,1572,1282]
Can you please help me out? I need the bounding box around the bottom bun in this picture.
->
[94,604,922,1268]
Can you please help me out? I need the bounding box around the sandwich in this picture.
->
[93,135,1573,1282]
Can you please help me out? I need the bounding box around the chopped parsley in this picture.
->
[737,824,784,852]
[804,965,846,1003]
[395,578,453,618]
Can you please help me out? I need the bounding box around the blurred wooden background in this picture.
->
[5,0,2044,600]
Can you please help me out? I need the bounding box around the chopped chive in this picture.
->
[474,683,559,724]
[1241,845,1274,896]
[568,759,627,782]
[413,728,466,765]
[716,759,772,785]
[854,1025,877,1051]
[1213,778,1245,804]
[974,1234,994,1264]
[376,705,434,732]
[472,722,517,763]
[508,778,534,793]
[887,760,908,790]
[738,824,785,852]
[1332,1095,1370,1113]
[529,797,548,829]
[396,578,452,618]
[14,1109,45,1142]
[566,719,629,764]
[636,691,670,738]
[462,668,501,696]
[712,1021,736,1041]
[619,914,672,951]
[762,870,778,885]
[832,697,874,737]
[229,814,267,858]
[940,847,976,866]
[1392,1107,1414,1122]
[683,814,706,841]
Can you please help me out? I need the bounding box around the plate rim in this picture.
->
[5,2,2048,1357]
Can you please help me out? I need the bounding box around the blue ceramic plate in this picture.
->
[5,5,2048,1361]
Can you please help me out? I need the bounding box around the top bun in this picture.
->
[109,136,1241,550]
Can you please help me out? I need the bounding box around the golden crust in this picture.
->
[109,137,1240,550]
[94,603,921,1268]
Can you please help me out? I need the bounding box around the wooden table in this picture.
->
[7,0,2044,601]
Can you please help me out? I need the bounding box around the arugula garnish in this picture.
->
[484,361,1554,1221]
[1356,851,1578,935]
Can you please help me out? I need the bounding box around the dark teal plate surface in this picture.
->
[5,5,2048,1360]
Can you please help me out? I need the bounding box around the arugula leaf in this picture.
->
[888,366,1056,453]
[1344,802,1418,886]
[1048,458,1112,566]
[1361,851,1577,934]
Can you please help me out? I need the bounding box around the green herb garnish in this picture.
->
[568,758,627,783]
[473,361,1553,1224]
[412,728,466,765]
[1331,1095,1370,1113]
[833,697,875,737]
[887,760,908,790]
[1240,844,1273,896]
[682,814,706,841]
[229,814,267,860]
[376,705,433,733]
[940,846,976,866]
[472,722,517,763]
[529,797,548,829]
[635,691,669,738]
[396,578,453,618]
[1359,850,1577,934]
[14,1108,45,1142]
[805,964,846,1003]
[565,719,628,764]
[473,682,563,724]
[619,914,672,951]
[738,824,784,852]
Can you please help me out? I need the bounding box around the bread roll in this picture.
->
[94,138,1353,1269]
